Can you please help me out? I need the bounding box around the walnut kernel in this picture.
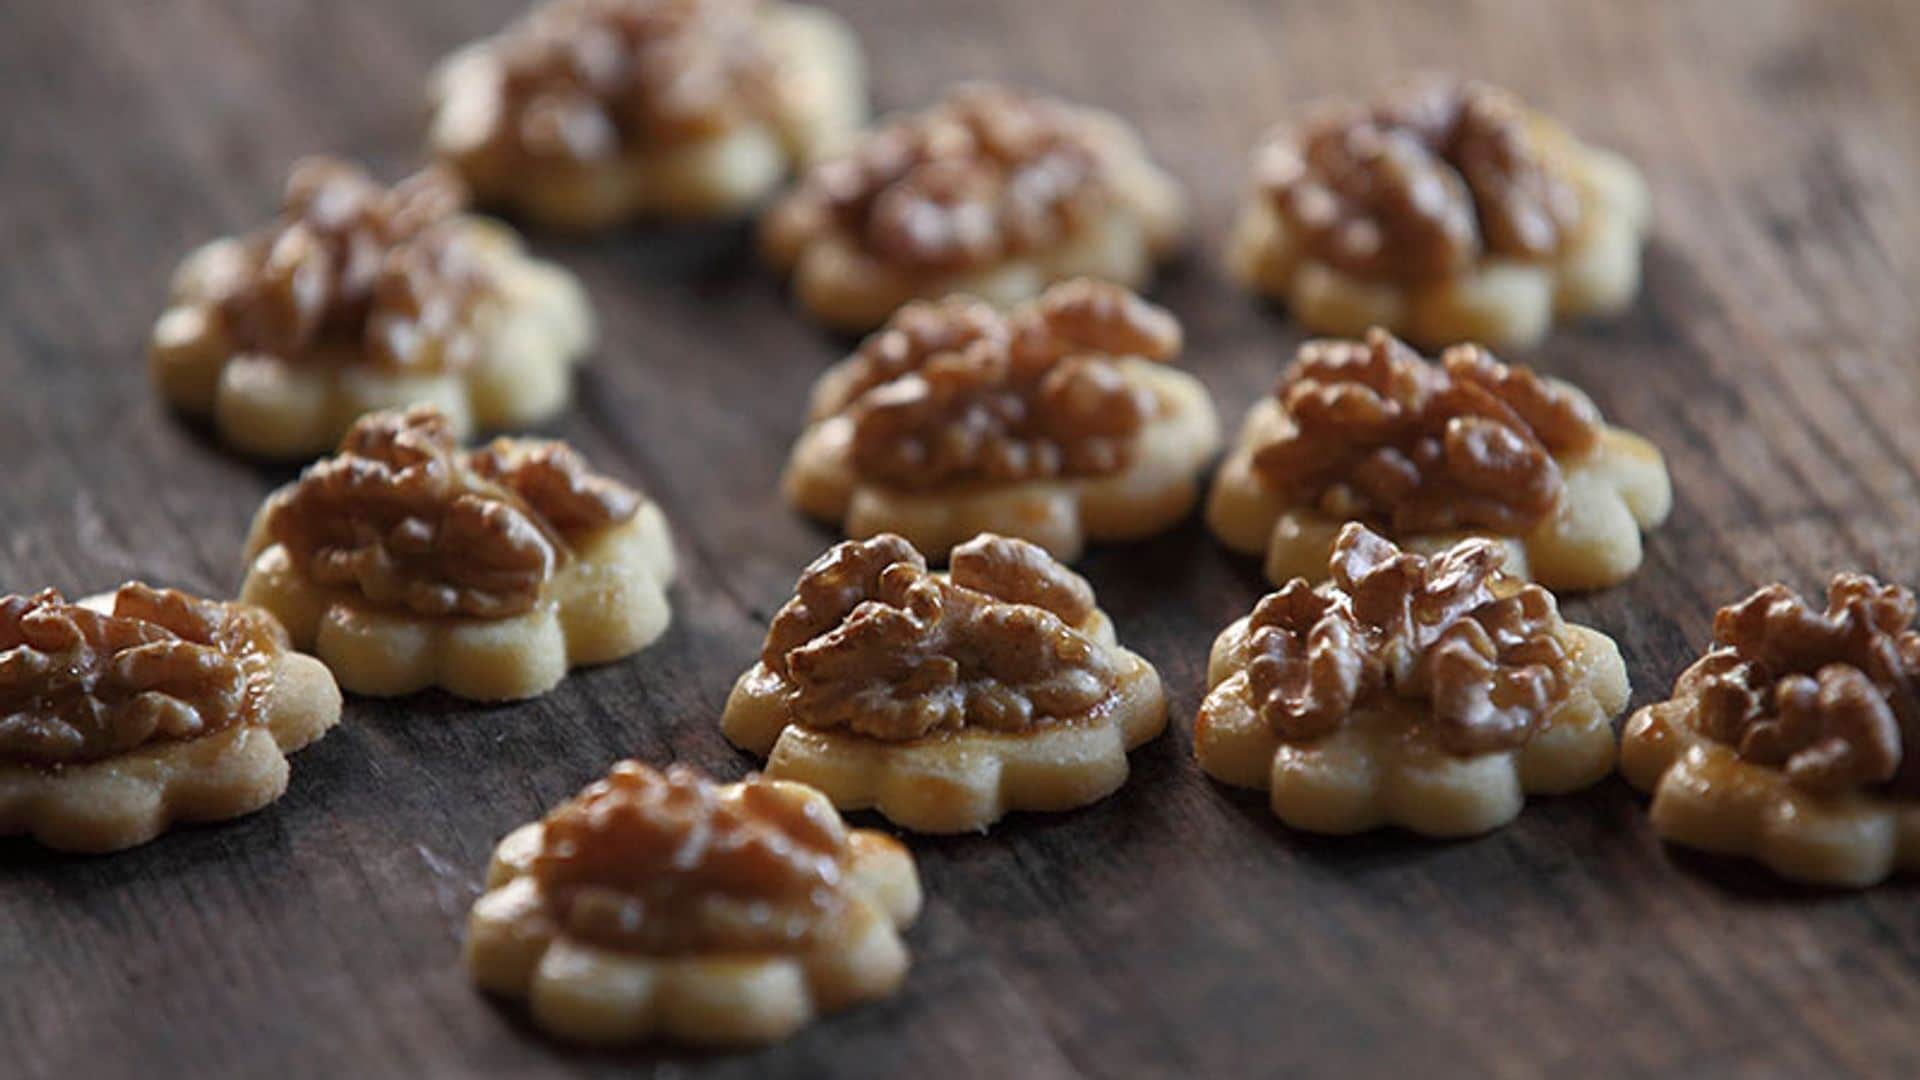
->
[532,761,850,953]
[1241,523,1577,755]
[0,585,285,767]
[1251,328,1601,535]
[262,406,641,618]
[762,534,1115,740]
[1259,79,1582,282]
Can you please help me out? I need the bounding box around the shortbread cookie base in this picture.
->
[723,610,1169,833]
[762,111,1187,332]
[465,805,921,1047]
[0,644,341,853]
[785,360,1222,562]
[150,219,594,459]
[1195,618,1626,837]
[428,4,867,229]
[239,504,676,701]
[1224,142,1650,350]
[1206,393,1672,591]
[1620,701,1920,887]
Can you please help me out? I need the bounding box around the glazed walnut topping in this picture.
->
[200,157,492,373]
[466,0,778,164]
[820,280,1180,490]
[761,534,1116,740]
[262,407,642,619]
[467,437,643,532]
[1252,329,1601,534]
[775,83,1121,274]
[1242,523,1575,755]
[532,761,850,954]
[0,585,285,768]
[1683,575,1920,797]
[1257,78,1582,282]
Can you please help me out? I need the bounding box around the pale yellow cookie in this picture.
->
[1195,523,1626,837]
[150,158,592,460]
[784,279,1220,563]
[239,406,675,702]
[429,0,867,228]
[1207,328,1670,592]
[465,760,919,1047]
[1224,77,1650,350]
[761,82,1188,331]
[724,533,1167,833]
[0,583,341,853]
[1621,574,1920,887]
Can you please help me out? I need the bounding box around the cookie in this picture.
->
[151,158,593,458]
[429,0,867,227]
[240,406,675,701]
[1207,328,1670,591]
[785,279,1220,562]
[762,82,1187,331]
[465,760,920,1046]
[1621,574,1920,887]
[1195,523,1627,837]
[724,533,1167,832]
[1225,77,1649,349]
[0,583,341,852]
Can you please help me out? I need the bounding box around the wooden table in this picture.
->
[6,1,1919,1075]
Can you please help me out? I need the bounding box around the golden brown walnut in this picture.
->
[1426,587,1571,754]
[823,280,1176,491]
[947,532,1097,625]
[1241,523,1576,755]
[1257,79,1582,283]
[470,0,778,167]
[760,534,1115,740]
[1681,575,1920,797]
[468,437,642,532]
[1242,580,1375,742]
[0,584,286,767]
[1251,328,1601,535]
[531,761,850,954]
[776,83,1116,275]
[261,406,641,619]
[206,158,490,373]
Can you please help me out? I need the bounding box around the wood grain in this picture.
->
[5,0,1920,1076]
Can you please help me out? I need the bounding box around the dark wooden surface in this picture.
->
[5,1,1920,1076]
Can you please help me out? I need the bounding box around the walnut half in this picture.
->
[453,0,781,168]
[818,279,1178,491]
[531,760,850,954]
[0,584,286,767]
[1681,574,1920,797]
[776,83,1120,276]
[1257,78,1582,283]
[760,533,1116,740]
[1251,328,1600,535]
[204,157,491,374]
[261,406,643,619]
[1237,523,1577,755]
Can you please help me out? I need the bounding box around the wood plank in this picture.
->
[3,0,1919,1075]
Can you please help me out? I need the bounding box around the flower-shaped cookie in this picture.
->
[150,157,593,459]
[1621,575,1920,887]
[762,82,1188,331]
[466,760,920,1046]
[724,533,1167,832]
[1225,77,1650,350]
[785,279,1221,562]
[0,583,341,853]
[1196,524,1627,837]
[239,406,675,701]
[1207,328,1670,591]
[429,0,867,228]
